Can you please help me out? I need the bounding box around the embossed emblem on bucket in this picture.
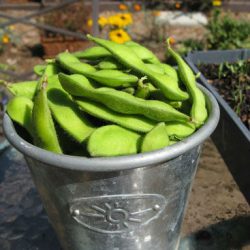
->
[69,194,166,234]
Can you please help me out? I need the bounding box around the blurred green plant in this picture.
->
[178,10,250,55]
[207,9,250,50]
[217,60,250,116]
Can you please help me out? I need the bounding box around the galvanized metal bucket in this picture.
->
[3,85,219,250]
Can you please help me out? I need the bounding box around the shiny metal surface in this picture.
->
[3,85,219,250]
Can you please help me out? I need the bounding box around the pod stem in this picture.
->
[166,38,171,49]
[138,76,147,88]
[42,75,48,89]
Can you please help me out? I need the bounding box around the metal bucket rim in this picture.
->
[3,84,220,172]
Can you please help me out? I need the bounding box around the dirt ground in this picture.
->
[0,8,249,250]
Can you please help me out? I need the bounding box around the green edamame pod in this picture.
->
[4,81,37,99]
[56,52,96,74]
[47,75,95,143]
[33,64,46,76]
[125,41,161,64]
[165,121,195,138]
[32,81,62,154]
[87,125,141,157]
[73,46,111,59]
[145,63,165,75]
[141,123,169,153]
[97,57,122,70]
[149,90,182,108]
[36,62,59,92]
[87,35,188,101]
[83,70,138,88]
[166,39,207,126]
[122,87,135,95]
[75,98,156,133]
[160,63,179,82]
[7,96,33,136]
[59,73,190,123]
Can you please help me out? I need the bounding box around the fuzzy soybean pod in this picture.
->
[47,75,95,143]
[73,46,111,60]
[149,90,182,108]
[166,39,207,126]
[74,98,156,133]
[32,81,62,154]
[160,63,179,82]
[97,57,122,70]
[122,87,135,95]
[141,123,169,153]
[33,64,46,76]
[56,52,96,75]
[7,96,34,136]
[3,80,37,99]
[35,62,59,92]
[87,35,188,101]
[87,125,141,157]
[145,63,165,75]
[82,70,139,88]
[165,121,195,139]
[125,41,161,64]
[59,73,190,123]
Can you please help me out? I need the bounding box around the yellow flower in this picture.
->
[116,13,133,27]
[2,34,10,44]
[119,3,128,11]
[109,29,131,44]
[108,15,122,27]
[87,19,93,27]
[98,16,108,27]
[133,4,142,11]
[212,0,222,6]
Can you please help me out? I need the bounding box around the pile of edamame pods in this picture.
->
[3,35,208,157]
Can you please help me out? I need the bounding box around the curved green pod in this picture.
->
[122,87,135,95]
[141,123,169,153]
[47,75,95,143]
[166,39,207,126]
[6,96,34,136]
[159,63,179,82]
[56,52,96,74]
[33,64,46,76]
[59,73,190,123]
[35,62,59,93]
[97,57,122,70]
[5,81,37,99]
[75,98,156,133]
[145,63,165,75]
[82,69,139,88]
[32,82,62,154]
[149,90,182,108]
[87,35,188,101]
[165,121,195,138]
[125,41,161,64]
[87,125,141,157]
[73,46,111,59]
